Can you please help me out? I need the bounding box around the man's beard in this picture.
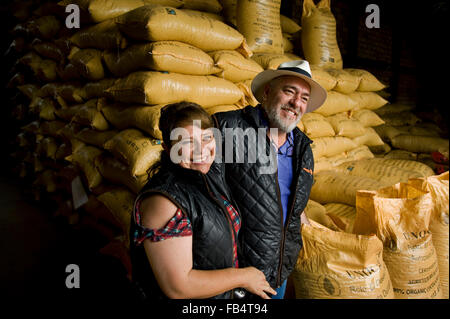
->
[263,104,302,133]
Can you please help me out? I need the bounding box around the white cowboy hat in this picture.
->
[251,60,327,113]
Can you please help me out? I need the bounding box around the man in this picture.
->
[213,60,327,299]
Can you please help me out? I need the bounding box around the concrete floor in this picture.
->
[0,169,136,305]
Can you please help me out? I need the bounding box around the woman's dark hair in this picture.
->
[148,101,214,176]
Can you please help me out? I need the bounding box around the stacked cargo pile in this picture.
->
[290,0,448,299]
[5,0,305,280]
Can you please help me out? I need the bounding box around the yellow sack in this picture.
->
[409,172,449,298]
[180,9,225,22]
[373,124,402,143]
[116,6,250,55]
[103,41,221,77]
[311,136,357,158]
[351,109,385,127]
[31,39,65,62]
[324,203,356,233]
[204,104,241,115]
[26,15,61,40]
[209,50,263,82]
[313,91,358,117]
[315,145,374,172]
[354,183,442,299]
[236,0,283,54]
[282,34,294,53]
[39,120,67,138]
[58,0,184,23]
[182,0,223,13]
[310,65,337,91]
[326,112,366,138]
[352,127,384,147]
[383,150,418,161]
[293,220,394,299]
[75,128,118,149]
[391,135,449,154]
[381,111,420,127]
[219,0,237,26]
[97,187,136,248]
[66,99,110,131]
[349,92,388,111]
[280,14,301,34]
[326,69,360,94]
[251,53,292,70]
[69,48,104,81]
[101,102,164,139]
[310,171,383,206]
[103,128,162,176]
[104,71,243,107]
[235,80,258,107]
[333,158,425,188]
[83,79,117,99]
[304,200,339,230]
[301,113,335,139]
[345,69,386,92]
[374,103,415,116]
[65,143,103,190]
[69,18,128,50]
[96,154,148,194]
[301,0,342,69]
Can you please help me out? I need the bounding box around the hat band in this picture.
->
[278,67,312,79]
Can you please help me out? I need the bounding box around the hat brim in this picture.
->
[251,69,327,113]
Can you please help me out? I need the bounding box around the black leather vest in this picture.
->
[129,159,238,299]
[213,105,314,288]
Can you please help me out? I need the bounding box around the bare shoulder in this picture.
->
[139,194,179,229]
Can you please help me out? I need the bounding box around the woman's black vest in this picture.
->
[129,159,239,299]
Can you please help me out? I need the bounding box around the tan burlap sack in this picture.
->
[180,9,225,22]
[95,154,149,194]
[31,38,65,62]
[311,136,357,158]
[354,183,442,299]
[381,111,420,127]
[333,158,425,188]
[349,92,388,111]
[83,79,117,99]
[373,124,402,143]
[101,102,164,139]
[352,127,384,147]
[116,6,251,55]
[104,71,243,107]
[39,120,67,138]
[65,143,104,190]
[208,50,263,82]
[351,109,385,127]
[251,53,292,70]
[182,0,222,13]
[324,203,356,233]
[282,34,294,53]
[313,91,358,117]
[391,135,449,154]
[204,104,241,115]
[310,171,383,206]
[69,48,105,81]
[103,128,162,176]
[103,41,221,77]
[304,200,340,230]
[293,220,394,299]
[235,80,258,107]
[75,128,118,149]
[280,14,301,34]
[409,172,449,298]
[310,65,337,91]
[301,0,342,69]
[219,0,237,26]
[69,18,128,50]
[383,150,418,161]
[97,187,136,248]
[374,103,415,116]
[301,113,335,138]
[236,0,283,54]
[58,0,184,23]
[326,69,360,94]
[326,112,366,138]
[345,69,386,92]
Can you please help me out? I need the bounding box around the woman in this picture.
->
[129,101,276,299]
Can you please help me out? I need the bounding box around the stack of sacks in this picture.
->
[372,103,449,174]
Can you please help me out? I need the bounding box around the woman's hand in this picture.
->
[241,267,277,299]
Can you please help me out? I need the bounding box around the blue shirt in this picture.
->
[258,108,294,225]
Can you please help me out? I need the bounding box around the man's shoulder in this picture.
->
[213,105,255,128]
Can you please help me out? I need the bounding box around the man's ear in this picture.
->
[262,83,271,101]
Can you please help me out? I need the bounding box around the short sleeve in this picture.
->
[133,199,192,245]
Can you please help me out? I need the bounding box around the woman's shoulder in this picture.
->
[139,194,180,229]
